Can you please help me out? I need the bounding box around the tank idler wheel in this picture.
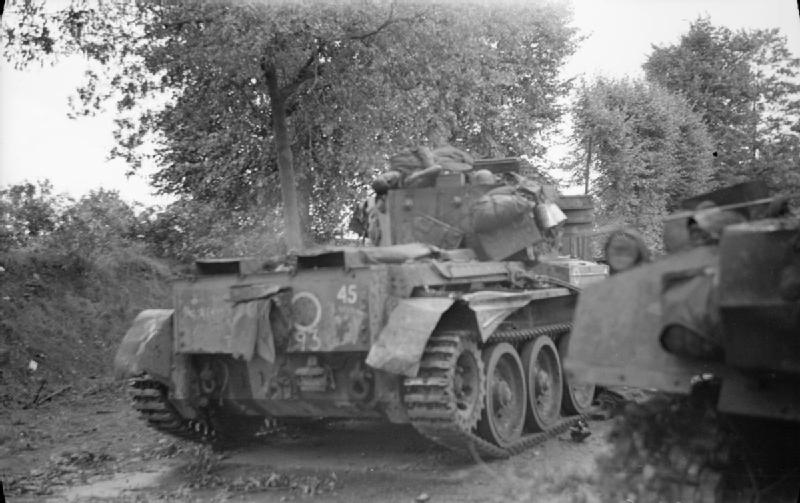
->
[477,343,527,447]
[521,336,564,431]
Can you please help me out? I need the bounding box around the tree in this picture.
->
[136,198,287,262]
[3,0,579,246]
[644,18,800,192]
[571,78,713,248]
[0,181,65,250]
[0,180,145,257]
[54,189,140,255]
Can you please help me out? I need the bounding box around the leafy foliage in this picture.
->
[571,78,713,248]
[1,183,147,255]
[644,17,800,193]
[0,179,286,262]
[137,199,287,262]
[0,181,66,250]
[3,0,580,242]
[54,189,141,255]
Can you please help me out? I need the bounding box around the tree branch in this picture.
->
[347,2,396,41]
[343,3,425,42]
[280,39,326,101]
[160,17,215,31]
[277,3,427,101]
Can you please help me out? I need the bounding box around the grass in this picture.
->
[0,244,173,407]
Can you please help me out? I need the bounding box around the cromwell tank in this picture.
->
[564,182,800,501]
[114,157,607,457]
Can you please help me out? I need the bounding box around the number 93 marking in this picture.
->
[293,328,321,351]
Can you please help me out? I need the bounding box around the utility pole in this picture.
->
[584,136,593,195]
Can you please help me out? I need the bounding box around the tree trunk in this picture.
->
[296,168,313,240]
[270,95,305,251]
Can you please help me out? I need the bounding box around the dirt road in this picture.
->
[0,381,610,502]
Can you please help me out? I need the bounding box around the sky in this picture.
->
[1,0,799,206]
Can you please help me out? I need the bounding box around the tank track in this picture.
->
[404,324,584,459]
[130,376,285,444]
[489,323,573,344]
[129,376,217,442]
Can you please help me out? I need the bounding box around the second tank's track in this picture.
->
[403,325,585,459]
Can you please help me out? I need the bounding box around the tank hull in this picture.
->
[115,250,604,453]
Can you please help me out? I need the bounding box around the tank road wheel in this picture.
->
[521,337,564,431]
[477,343,527,448]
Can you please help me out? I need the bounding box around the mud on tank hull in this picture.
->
[115,247,606,455]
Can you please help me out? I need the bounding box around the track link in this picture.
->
[129,376,216,442]
[404,325,584,459]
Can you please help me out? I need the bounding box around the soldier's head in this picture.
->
[604,228,650,274]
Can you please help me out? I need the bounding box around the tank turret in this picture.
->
[369,154,595,264]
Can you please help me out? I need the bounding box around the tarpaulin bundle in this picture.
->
[376,145,476,191]
[432,145,474,173]
[389,146,438,176]
[472,191,533,233]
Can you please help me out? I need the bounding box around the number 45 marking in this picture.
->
[336,284,358,304]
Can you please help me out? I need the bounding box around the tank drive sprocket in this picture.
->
[403,331,486,436]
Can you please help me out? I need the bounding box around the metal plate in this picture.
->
[174,268,388,355]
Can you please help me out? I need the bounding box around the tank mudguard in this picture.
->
[366,297,454,376]
[564,246,723,394]
[366,288,574,377]
[462,289,572,341]
[114,309,174,382]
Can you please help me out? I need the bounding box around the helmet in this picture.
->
[604,227,651,274]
